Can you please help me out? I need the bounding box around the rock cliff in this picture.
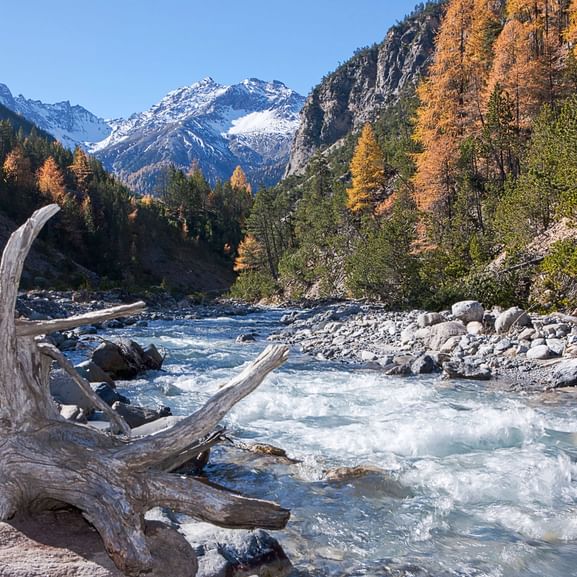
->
[285,3,443,176]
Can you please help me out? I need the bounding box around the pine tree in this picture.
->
[346,123,386,213]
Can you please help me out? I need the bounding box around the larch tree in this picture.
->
[346,123,386,213]
[413,0,477,213]
[69,147,93,193]
[37,156,66,203]
[230,165,252,194]
[234,234,264,272]
[2,147,34,189]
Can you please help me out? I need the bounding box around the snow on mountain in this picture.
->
[0,83,111,149]
[88,77,305,192]
[0,78,304,192]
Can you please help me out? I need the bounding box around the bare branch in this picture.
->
[16,301,147,337]
[0,205,60,364]
[114,345,289,468]
[38,342,131,437]
[144,472,290,530]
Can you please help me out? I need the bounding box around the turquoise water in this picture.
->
[111,310,577,576]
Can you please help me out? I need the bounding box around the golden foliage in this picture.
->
[346,123,386,213]
[230,165,252,194]
[234,235,263,272]
[37,157,66,202]
[3,147,35,189]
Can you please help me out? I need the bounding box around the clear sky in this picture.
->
[1,0,422,119]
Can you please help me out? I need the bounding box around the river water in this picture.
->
[110,309,577,576]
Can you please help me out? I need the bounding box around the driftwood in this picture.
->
[0,205,290,575]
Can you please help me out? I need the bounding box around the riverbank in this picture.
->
[18,290,577,395]
[268,300,577,395]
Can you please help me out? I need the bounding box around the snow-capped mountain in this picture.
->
[90,77,305,191]
[0,83,111,149]
[0,78,304,191]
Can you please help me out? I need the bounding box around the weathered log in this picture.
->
[0,205,290,576]
[16,301,147,337]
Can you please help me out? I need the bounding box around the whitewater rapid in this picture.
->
[111,309,577,576]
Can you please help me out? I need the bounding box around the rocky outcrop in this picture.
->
[285,3,443,176]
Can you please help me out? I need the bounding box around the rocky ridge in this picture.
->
[285,2,443,176]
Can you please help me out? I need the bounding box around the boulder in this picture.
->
[181,526,292,577]
[92,339,164,380]
[451,300,484,323]
[49,368,92,411]
[551,359,577,387]
[59,404,87,423]
[236,333,257,343]
[411,354,437,374]
[91,383,130,407]
[495,307,531,334]
[416,312,444,328]
[526,345,553,360]
[75,360,115,386]
[427,321,467,351]
[112,402,172,429]
[467,321,484,336]
[143,343,164,370]
[0,510,197,577]
[92,341,132,378]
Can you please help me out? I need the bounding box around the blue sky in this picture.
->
[2,0,422,119]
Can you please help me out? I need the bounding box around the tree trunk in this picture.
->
[0,205,290,575]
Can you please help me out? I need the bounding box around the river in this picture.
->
[108,309,577,576]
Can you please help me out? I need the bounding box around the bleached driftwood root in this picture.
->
[0,205,290,575]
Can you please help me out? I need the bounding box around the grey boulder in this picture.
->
[452,300,484,323]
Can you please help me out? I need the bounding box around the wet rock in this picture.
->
[183,526,292,577]
[73,325,98,336]
[92,383,130,407]
[495,307,531,334]
[323,466,413,498]
[75,360,115,386]
[443,361,492,380]
[236,333,257,343]
[411,354,437,374]
[143,344,164,369]
[92,339,163,379]
[451,300,484,323]
[112,402,172,428]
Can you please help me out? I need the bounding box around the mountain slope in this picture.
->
[0,84,111,149]
[90,77,305,192]
[285,2,443,176]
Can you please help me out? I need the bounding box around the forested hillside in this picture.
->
[233,0,577,312]
[0,111,253,292]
